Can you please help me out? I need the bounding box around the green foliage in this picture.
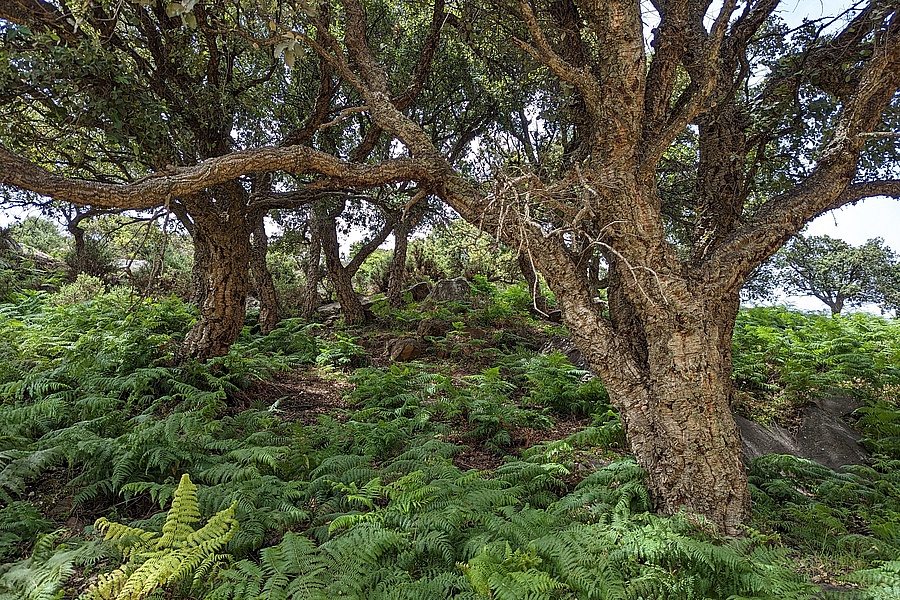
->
[518,352,612,417]
[1,288,899,600]
[0,531,113,600]
[88,474,238,600]
[315,333,369,369]
[732,307,900,434]
[749,454,900,566]
[765,234,900,315]
[47,272,106,305]
[7,217,68,256]
[407,220,519,284]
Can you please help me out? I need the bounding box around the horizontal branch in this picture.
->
[832,179,900,207]
[0,144,434,211]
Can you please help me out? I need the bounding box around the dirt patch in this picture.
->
[509,416,592,451]
[232,368,351,425]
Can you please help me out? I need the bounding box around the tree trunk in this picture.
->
[250,215,280,334]
[387,219,410,309]
[321,215,367,325]
[302,224,323,320]
[560,283,750,535]
[67,223,87,274]
[517,252,548,314]
[180,208,252,360]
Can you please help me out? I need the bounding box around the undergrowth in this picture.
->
[1,293,899,599]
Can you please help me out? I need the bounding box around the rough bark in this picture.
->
[320,214,366,325]
[387,218,411,309]
[250,215,280,334]
[302,213,324,320]
[180,189,254,360]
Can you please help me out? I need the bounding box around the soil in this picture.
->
[232,368,350,425]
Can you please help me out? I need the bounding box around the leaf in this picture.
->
[165,2,184,17]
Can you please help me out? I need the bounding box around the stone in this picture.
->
[316,302,343,316]
[114,258,150,272]
[816,394,864,419]
[405,281,432,302]
[794,405,869,470]
[736,407,870,470]
[736,415,798,463]
[416,318,451,339]
[426,277,471,303]
[388,337,422,362]
[540,335,593,373]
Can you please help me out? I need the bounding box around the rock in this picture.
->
[461,325,488,341]
[794,405,869,470]
[816,394,864,419]
[316,302,343,316]
[736,406,869,470]
[736,416,798,463]
[426,277,471,303]
[405,282,431,302]
[540,335,592,373]
[114,258,150,272]
[388,337,422,361]
[417,318,450,339]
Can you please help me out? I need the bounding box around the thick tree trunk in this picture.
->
[250,215,280,334]
[561,285,750,534]
[321,215,366,325]
[181,210,252,360]
[387,219,410,309]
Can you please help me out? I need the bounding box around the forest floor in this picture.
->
[1,289,899,599]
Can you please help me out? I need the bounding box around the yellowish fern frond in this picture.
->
[86,474,237,600]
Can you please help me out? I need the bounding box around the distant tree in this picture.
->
[774,235,900,316]
[7,216,67,256]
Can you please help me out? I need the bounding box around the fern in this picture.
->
[87,474,237,600]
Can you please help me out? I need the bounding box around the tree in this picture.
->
[773,234,900,315]
[0,0,440,358]
[3,0,900,534]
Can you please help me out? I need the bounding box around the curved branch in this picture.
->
[702,23,900,291]
[0,144,435,210]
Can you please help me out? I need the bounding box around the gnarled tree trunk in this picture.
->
[386,218,411,308]
[250,214,280,334]
[321,213,367,325]
[180,191,254,360]
[558,273,749,533]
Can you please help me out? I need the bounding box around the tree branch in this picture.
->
[0,144,435,210]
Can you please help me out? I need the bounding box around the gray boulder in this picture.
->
[426,277,471,303]
[405,282,432,302]
[737,402,869,470]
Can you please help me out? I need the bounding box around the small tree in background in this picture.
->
[774,234,900,316]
